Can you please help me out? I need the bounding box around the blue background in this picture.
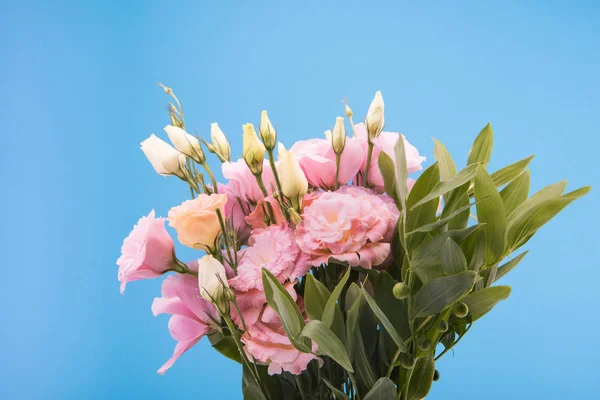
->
[2,1,599,399]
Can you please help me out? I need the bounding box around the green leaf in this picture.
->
[467,122,493,167]
[507,180,567,224]
[378,151,400,207]
[490,155,534,188]
[407,354,435,400]
[413,271,476,318]
[374,272,410,340]
[500,170,530,215]
[345,292,377,390]
[361,286,407,352]
[408,199,479,235]
[243,385,267,400]
[322,267,351,327]
[460,229,486,272]
[395,135,409,211]
[474,167,507,265]
[304,274,345,343]
[433,138,457,181]
[441,238,468,275]
[411,163,479,209]
[442,183,471,230]
[462,286,511,321]
[364,378,397,400]
[261,268,310,351]
[506,186,590,251]
[209,334,242,364]
[300,320,354,372]
[322,378,350,400]
[495,251,528,282]
[406,163,440,249]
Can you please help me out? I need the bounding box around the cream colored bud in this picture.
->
[259,110,277,150]
[158,82,173,95]
[366,91,385,141]
[324,130,332,141]
[345,103,353,118]
[242,123,266,175]
[332,117,347,155]
[210,123,231,162]
[197,255,229,308]
[140,134,187,178]
[278,143,308,208]
[164,125,205,163]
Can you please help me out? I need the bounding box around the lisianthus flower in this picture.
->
[245,196,287,231]
[295,188,394,269]
[116,210,176,294]
[151,261,219,374]
[218,183,251,246]
[222,159,276,202]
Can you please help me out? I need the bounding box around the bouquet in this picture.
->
[117,86,589,399]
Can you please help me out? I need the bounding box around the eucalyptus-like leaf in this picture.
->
[406,163,440,248]
[322,266,351,327]
[407,354,435,400]
[361,287,407,352]
[507,180,567,224]
[409,198,483,235]
[461,229,486,272]
[322,378,350,400]
[500,170,530,216]
[462,286,511,321]
[300,320,354,372]
[441,238,468,275]
[209,334,242,364]
[374,272,411,340]
[474,167,507,265]
[467,122,493,167]
[378,151,400,207]
[304,274,346,343]
[489,155,534,188]
[495,251,528,282]
[412,271,476,318]
[364,378,397,400]
[411,163,479,209]
[433,137,457,181]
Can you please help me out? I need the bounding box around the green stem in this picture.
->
[267,149,290,222]
[255,173,276,222]
[363,141,374,188]
[334,153,341,190]
[201,161,219,193]
[295,376,307,400]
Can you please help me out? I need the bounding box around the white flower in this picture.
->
[164,125,205,163]
[332,116,346,155]
[366,91,384,140]
[140,134,186,178]
[210,123,231,162]
[197,255,229,305]
[242,123,266,175]
[259,110,277,150]
[278,142,308,206]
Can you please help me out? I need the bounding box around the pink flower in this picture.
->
[295,189,393,269]
[116,210,175,294]
[168,194,227,250]
[241,290,320,375]
[289,138,364,189]
[222,159,276,202]
[219,183,251,245]
[245,196,287,231]
[355,123,425,188]
[229,224,311,293]
[151,261,219,374]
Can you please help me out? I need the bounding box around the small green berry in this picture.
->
[392,282,410,299]
[437,319,449,333]
[417,336,431,351]
[397,352,416,369]
[433,370,440,381]
[453,302,469,318]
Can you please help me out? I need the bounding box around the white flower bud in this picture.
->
[140,134,187,178]
[197,255,229,308]
[259,110,277,151]
[242,123,266,175]
[278,142,308,209]
[210,123,231,162]
[164,125,205,163]
[332,116,347,155]
[366,91,385,141]
[345,103,353,118]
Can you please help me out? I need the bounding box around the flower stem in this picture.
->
[201,161,219,194]
[363,141,374,188]
[334,153,341,190]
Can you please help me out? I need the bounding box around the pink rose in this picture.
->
[222,159,276,202]
[116,210,175,294]
[295,189,393,269]
[151,261,219,374]
[168,194,227,250]
[355,123,425,188]
[229,224,311,293]
[289,138,364,189]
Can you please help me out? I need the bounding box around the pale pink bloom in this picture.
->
[289,138,364,189]
[116,210,175,294]
[296,189,393,269]
[355,123,425,188]
[219,183,251,245]
[241,289,320,375]
[151,261,219,374]
[245,196,286,231]
[168,194,227,250]
[222,159,276,202]
[229,224,311,293]
[301,190,323,209]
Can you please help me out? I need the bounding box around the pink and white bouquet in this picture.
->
[117,86,589,399]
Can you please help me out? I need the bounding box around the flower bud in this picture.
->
[392,282,410,299]
[210,123,231,162]
[453,302,469,318]
[397,352,416,369]
[365,91,384,141]
[324,130,332,141]
[344,103,353,118]
[278,142,308,208]
[242,123,266,175]
[141,134,187,178]
[158,82,173,95]
[259,110,277,151]
[417,336,431,351]
[288,207,302,224]
[332,117,346,155]
[441,329,456,349]
[433,370,440,382]
[164,125,205,164]
[197,255,229,310]
[436,319,449,333]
